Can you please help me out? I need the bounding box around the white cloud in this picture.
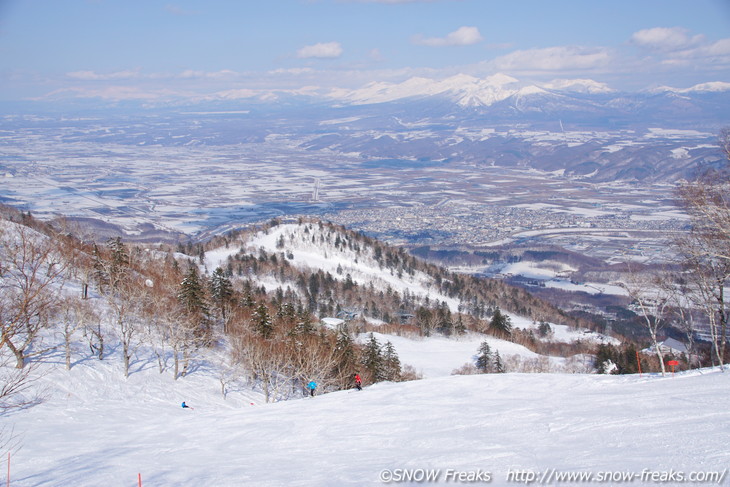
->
[706,38,730,56]
[38,86,183,101]
[630,27,704,52]
[297,42,344,59]
[368,48,384,62]
[413,26,483,47]
[66,69,243,82]
[658,40,730,68]
[178,69,238,79]
[66,69,141,81]
[268,67,316,76]
[493,46,612,72]
[629,28,730,69]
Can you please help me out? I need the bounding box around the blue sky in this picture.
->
[0,0,728,103]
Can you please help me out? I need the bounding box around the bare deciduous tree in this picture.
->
[93,238,147,378]
[675,130,730,368]
[0,351,43,411]
[289,333,341,393]
[619,264,669,376]
[57,294,98,370]
[660,271,700,368]
[0,225,69,368]
[238,334,293,403]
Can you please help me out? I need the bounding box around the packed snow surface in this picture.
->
[6,356,729,486]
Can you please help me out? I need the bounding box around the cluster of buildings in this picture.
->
[324,202,685,249]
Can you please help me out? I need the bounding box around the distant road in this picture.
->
[483,227,682,247]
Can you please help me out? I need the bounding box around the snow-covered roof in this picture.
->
[321,317,345,329]
[660,337,688,353]
[644,337,688,354]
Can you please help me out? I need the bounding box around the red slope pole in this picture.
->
[138,473,142,487]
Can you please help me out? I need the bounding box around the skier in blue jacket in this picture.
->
[308,380,317,397]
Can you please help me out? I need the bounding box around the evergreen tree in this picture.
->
[489,307,512,338]
[382,341,401,381]
[107,237,129,272]
[94,237,130,292]
[294,309,316,336]
[334,330,359,387]
[240,287,256,308]
[254,302,274,338]
[361,333,385,382]
[178,266,211,340]
[178,267,208,316]
[537,320,553,338]
[494,350,505,373]
[209,267,234,321]
[476,340,493,372]
[343,273,355,291]
[454,315,466,335]
[595,343,615,372]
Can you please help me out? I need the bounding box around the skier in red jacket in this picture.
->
[354,373,362,391]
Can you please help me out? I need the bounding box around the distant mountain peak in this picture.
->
[327,73,615,107]
[648,81,730,94]
[684,81,730,93]
[542,78,615,94]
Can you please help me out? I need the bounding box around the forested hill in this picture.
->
[1,203,594,342]
[1,204,608,401]
[196,218,592,333]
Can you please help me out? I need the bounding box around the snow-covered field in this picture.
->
[6,353,729,486]
[362,332,541,378]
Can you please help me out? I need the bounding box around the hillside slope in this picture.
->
[204,220,599,337]
[7,359,729,486]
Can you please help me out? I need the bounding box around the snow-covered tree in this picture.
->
[254,302,274,339]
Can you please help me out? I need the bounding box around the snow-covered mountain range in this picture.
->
[205,73,730,109]
[327,73,615,107]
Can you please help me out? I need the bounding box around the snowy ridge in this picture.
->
[205,223,614,348]
[648,81,730,94]
[327,73,618,107]
[205,223,462,312]
[249,223,460,310]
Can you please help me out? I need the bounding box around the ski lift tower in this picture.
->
[312,178,321,202]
